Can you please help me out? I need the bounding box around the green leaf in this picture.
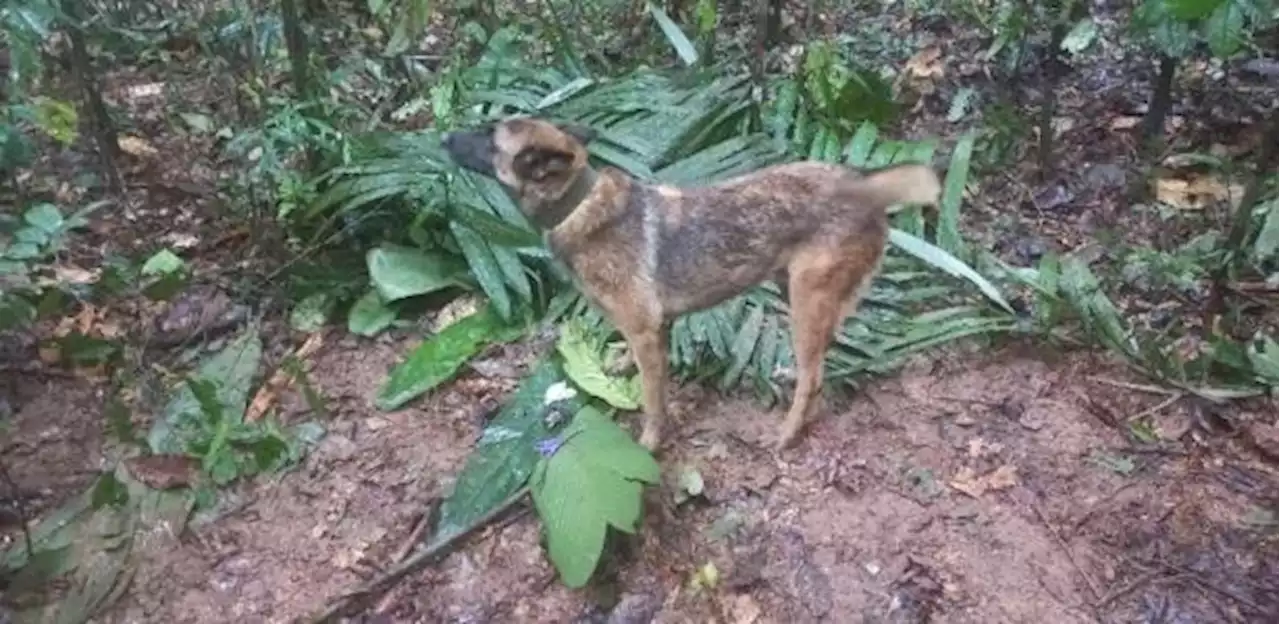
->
[557,320,641,410]
[1061,18,1099,55]
[147,328,263,454]
[179,112,215,134]
[347,288,397,336]
[376,303,523,410]
[24,202,63,232]
[289,292,334,332]
[450,222,514,320]
[844,122,879,166]
[1204,0,1245,57]
[31,97,78,146]
[140,249,185,276]
[432,361,586,545]
[936,131,975,255]
[1252,199,1279,262]
[888,229,1014,314]
[366,244,466,302]
[532,407,659,587]
[720,304,764,389]
[647,2,699,66]
[1168,0,1225,20]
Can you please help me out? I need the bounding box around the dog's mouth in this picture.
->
[442,128,496,176]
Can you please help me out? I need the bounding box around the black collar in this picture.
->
[532,167,598,230]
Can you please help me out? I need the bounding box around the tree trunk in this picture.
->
[1141,54,1177,156]
[281,0,311,99]
[62,1,121,194]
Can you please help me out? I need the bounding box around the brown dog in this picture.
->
[443,117,941,451]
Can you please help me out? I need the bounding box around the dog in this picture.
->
[442,116,941,451]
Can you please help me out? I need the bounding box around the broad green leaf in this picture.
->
[888,229,1014,313]
[1203,0,1245,57]
[721,304,764,389]
[432,361,586,545]
[366,244,466,302]
[844,122,879,166]
[24,203,63,232]
[557,320,641,410]
[532,407,658,587]
[376,303,523,410]
[347,289,396,336]
[1168,0,1225,20]
[31,97,77,146]
[647,3,700,66]
[147,328,263,454]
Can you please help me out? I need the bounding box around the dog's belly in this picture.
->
[658,258,779,317]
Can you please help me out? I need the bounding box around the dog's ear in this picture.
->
[513,147,576,182]
[556,122,597,146]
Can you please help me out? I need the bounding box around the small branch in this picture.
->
[308,487,531,623]
[1030,499,1103,603]
[1124,392,1185,422]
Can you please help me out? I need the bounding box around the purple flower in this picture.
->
[535,436,564,458]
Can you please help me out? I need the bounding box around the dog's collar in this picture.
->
[533,167,598,230]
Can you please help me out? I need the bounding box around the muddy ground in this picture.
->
[6,330,1277,623]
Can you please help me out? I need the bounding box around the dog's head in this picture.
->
[442,117,597,224]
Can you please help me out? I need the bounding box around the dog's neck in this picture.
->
[532,166,598,230]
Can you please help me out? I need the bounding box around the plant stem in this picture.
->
[1141,54,1178,157]
[281,0,312,100]
[62,0,122,194]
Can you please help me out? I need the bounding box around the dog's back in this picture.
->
[647,162,940,316]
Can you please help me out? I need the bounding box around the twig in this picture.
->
[371,498,439,615]
[1089,376,1181,396]
[1029,500,1103,603]
[308,487,530,623]
[1095,569,1171,608]
[1125,392,1185,422]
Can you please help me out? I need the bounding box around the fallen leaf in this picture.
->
[949,464,1020,497]
[690,561,720,591]
[54,265,100,285]
[904,46,944,80]
[118,135,160,158]
[245,331,326,422]
[1109,116,1142,130]
[726,593,762,624]
[126,83,164,100]
[124,454,197,489]
[1153,174,1243,210]
[985,464,1019,491]
[949,466,985,498]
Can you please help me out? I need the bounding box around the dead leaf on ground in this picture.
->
[1109,116,1142,130]
[949,465,1020,498]
[904,46,944,80]
[125,455,197,490]
[126,83,165,100]
[724,593,763,624]
[118,135,160,158]
[1153,174,1243,210]
[245,331,326,422]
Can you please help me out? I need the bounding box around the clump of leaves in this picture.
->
[0,201,102,330]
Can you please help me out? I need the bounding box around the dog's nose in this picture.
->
[441,133,456,149]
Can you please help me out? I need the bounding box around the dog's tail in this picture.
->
[850,164,943,214]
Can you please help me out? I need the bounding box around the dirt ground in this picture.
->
[7,329,1274,624]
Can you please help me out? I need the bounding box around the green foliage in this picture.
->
[375,302,524,410]
[146,329,317,490]
[1132,0,1276,58]
[557,318,641,411]
[530,406,660,587]
[0,201,100,330]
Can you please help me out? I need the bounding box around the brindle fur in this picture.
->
[443,117,942,451]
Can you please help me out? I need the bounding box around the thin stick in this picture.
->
[1089,376,1180,396]
[1030,500,1103,603]
[1125,392,1185,422]
[308,487,530,623]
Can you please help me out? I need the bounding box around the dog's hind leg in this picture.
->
[777,243,881,449]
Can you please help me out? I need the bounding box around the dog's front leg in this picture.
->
[616,322,669,452]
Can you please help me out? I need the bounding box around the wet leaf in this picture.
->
[179,112,215,134]
[366,244,466,302]
[347,288,396,336]
[889,229,1013,313]
[376,303,523,410]
[675,465,705,504]
[432,360,586,545]
[1061,18,1099,55]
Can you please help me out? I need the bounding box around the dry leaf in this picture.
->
[904,46,944,80]
[950,464,1020,497]
[949,466,986,498]
[246,331,326,422]
[38,343,61,365]
[726,593,763,624]
[125,454,197,489]
[985,465,1019,491]
[1109,116,1142,130]
[126,82,164,100]
[118,135,160,158]
[53,265,100,285]
[1153,174,1243,210]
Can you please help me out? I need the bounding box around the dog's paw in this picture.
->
[639,428,662,453]
[605,347,637,377]
[774,423,803,451]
